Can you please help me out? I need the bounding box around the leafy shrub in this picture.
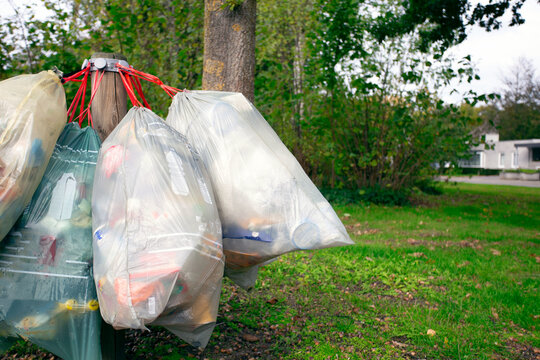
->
[321,185,410,206]
[414,179,443,195]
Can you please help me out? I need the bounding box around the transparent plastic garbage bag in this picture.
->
[166,91,353,287]
[92,107,223,348]
[0,122,102,360]
[0,71,66,241]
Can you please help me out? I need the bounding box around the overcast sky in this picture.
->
[444,1,540,103]
[2,0,539,104]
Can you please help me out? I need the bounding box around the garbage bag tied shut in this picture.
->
[166,91,353,288]
[92,107,224,348]
[0,123,102,360]
[0,71,66,241]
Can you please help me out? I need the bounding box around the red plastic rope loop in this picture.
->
[67,83,84,122]
[78,69,89,122]
[63,67,90,83]
[65,65,107,128]
[66,65,91,123]
[132,75,151,109]
[77,69,105,127]
[116,63,182,99]
[118,69,142,107]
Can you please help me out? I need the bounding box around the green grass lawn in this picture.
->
[4,183,539,359]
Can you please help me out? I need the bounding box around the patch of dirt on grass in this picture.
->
[124,321,287,360]
[345,221,380,237]
[504,338,540,360]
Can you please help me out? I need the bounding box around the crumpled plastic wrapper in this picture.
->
[0,123,102,360]
[166,91,353,288]
[92,107,223,348]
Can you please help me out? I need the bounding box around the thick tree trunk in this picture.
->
[203,0,256,102]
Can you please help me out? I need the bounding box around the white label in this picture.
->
[166,150,189,196]
[197,177,213,205]
[193,166,212,205]
[148,296,156,315]
[48,173,77,220]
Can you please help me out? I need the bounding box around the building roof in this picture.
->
[514,141,540,148]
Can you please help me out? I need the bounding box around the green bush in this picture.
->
[321,185,410,206]
[454,168,500,176]
[502,169,539,174]
[414,179,443,195]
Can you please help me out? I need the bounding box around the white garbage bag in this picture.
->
[92,107,223,348]
[166,91,353,288]
[0,71,66,241]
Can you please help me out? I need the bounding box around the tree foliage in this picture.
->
[478,58,540,140]
[0,0,533,200]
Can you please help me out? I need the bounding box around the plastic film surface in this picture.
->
[166,91,352,287]
[0,71,67,241]
[0,123,102,360]
[92,107,223,348]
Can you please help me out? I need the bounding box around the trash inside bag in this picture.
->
[166,91,353,287]
[0,71,66,241]
[0,122,102,360]
[92,107,223,348]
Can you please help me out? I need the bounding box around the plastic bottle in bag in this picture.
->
[92,107,223,348]
[0,122,102,360]
[0,71,67,241]
[166,91,353,288]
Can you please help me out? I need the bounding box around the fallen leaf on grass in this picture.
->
[490,248,501,256]
[407,238,420,245]
[355,229,379,235]
[392,340,408,348]
[409,252,426,258]
[266,297,278,304]
[365,256,374,262]
[491,308,499,320]
[242,334,259,342]
[457,261,470,268]
[427,329,436,336]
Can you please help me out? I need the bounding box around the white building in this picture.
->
[460,133,540,170]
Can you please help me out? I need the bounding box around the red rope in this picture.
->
[132,75,151,109]
[63,67,90,83]
[66,62,182,121]
[67,66,90,123]
[78,69,89,122]
[118,69,142,107]
[75,69,105,127]
[116,63,182,98]
[65,65,107,128]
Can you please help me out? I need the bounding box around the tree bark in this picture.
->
[203,0,256,102]
[90,52,128,142]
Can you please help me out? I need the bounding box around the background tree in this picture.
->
[203,0,256,102]
[497,58,540,140]
[0,0,535,203]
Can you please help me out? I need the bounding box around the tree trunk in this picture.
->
[203,0,256,102]
[90,52,128,142]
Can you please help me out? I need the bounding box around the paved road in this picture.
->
[438,175,540,188]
